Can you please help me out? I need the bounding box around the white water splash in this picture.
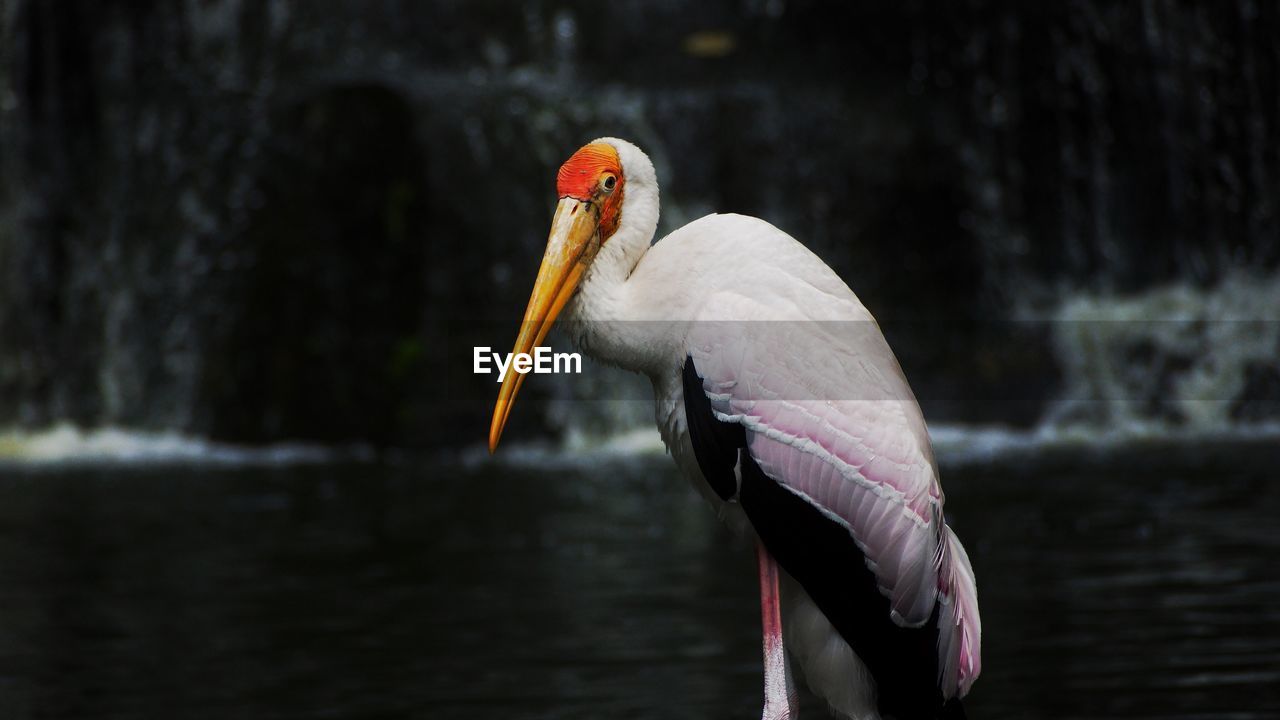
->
[927,420,1280,468]
[6,418,1278,472]
[1048,271,1280,431]
[0,422,358,467]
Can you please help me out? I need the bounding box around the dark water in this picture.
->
[1,448,1278,719]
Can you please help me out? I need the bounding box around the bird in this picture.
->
[488,138,981,720]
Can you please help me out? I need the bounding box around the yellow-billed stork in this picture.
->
[488,138,981,720]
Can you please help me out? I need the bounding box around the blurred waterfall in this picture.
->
[1050,273,1280,431]
[0,0,1276,453]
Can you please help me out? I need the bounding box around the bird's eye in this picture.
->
[602,174,617,192]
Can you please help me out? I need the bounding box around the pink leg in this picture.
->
[758,542,799,720]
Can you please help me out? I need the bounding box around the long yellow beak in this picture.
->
[488,196,602,452]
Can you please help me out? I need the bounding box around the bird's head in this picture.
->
[488,139,655,453]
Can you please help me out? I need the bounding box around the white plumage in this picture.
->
[491,138,981,719]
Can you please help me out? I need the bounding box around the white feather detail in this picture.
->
[782,574,880,720]
[936,526,982,698]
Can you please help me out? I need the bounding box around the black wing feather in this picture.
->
[681,356,744,502]
[683,354,955,719]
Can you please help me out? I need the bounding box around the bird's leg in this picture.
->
[757,541,799,720]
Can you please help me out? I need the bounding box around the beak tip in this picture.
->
[487,413,505,455]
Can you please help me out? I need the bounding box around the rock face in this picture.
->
[1,1,1277,447]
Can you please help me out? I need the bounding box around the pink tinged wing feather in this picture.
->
[686,291,979,649]
[937,526,982,698]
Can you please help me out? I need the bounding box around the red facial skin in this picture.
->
[556,142,625,241]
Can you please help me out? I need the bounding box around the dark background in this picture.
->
[2,5,1280,719]
[1,0,1277,450]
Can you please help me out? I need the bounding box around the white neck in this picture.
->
[562,138,664,373]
